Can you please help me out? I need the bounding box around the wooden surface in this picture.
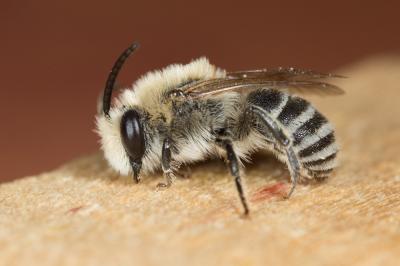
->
[1,56,400,266]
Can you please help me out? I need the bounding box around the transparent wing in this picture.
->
[183,68,344,98]
[227,67,345,81]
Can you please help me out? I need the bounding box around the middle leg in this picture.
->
[217,138,250,216]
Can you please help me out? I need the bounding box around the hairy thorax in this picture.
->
[166,93,241,164]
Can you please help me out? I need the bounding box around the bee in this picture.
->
[96,42,343,215]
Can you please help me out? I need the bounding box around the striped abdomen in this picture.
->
[247,89,338,180]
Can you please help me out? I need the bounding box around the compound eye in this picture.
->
[120,110,145,161]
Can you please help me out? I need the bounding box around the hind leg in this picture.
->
[249,104,301,198]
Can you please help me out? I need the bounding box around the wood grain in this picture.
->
[1,56,400,266]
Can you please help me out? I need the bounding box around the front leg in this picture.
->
[128,157,142,184]
[156,138,175,189]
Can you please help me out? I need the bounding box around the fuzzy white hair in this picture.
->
[96,57,226,176]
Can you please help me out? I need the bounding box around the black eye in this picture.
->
[120,110,146,162]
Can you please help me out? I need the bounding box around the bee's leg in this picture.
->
[249,105,300,198]
[128,157,142,184]
[218,138,250,216]
[156,138,176,189]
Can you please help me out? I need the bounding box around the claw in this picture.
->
[132,173,141,184]
[284,183,296,199]
[156,182,171,190]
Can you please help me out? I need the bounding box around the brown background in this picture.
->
[1,0,399,182]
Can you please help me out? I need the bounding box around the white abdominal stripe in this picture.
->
[287,106,315,133]
[269,93,338,175]
[300,142,338,164]
[269,94,289,118]
[247,89,338,178]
